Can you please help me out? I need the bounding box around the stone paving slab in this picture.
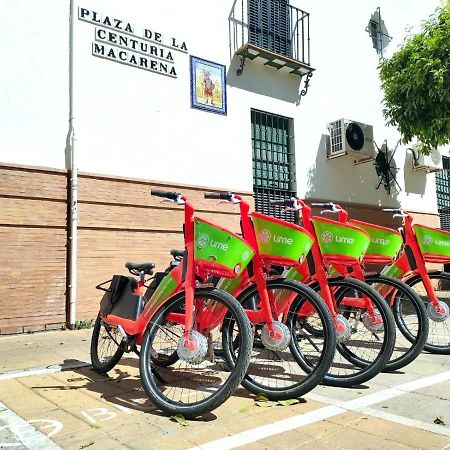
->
[1,329,450,449]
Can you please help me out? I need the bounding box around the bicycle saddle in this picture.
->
[170,249,185,258]
[125,262,155,275]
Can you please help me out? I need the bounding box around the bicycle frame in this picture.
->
[382,213,449,315]
[207,193,315,339]
[100,193,251,348]
[280,200,382,328]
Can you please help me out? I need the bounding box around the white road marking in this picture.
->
[0,362,91,381]
[307,393,450,437]
[189,370,450,450]
[111,403,133,415]
[0,402,62,449]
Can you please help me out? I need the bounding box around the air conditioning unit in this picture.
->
[327,119,377,163]
[411,144,443,173]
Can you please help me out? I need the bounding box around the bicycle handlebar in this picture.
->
[269,199,295,206]
[151,190,181,201]
[311,202,335,210]
[204,191,233,200]
[382,208,409,218]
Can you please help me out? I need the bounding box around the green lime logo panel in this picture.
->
[194,218,254,275]
[251,213,314,264]
[312,218,370,261]
[350,221,403,259]
[145,273,178,317]
[216,276,243,294]
[283,267,305,282]
[414,225,450,258]
[381,263,406,279]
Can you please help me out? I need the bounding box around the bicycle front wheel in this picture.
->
[405,271,450,354]
[365,274,429,371]
[223,279,336,400]
[314,277,396,387]
[139,288,252,418]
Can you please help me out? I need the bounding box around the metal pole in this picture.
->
[68,0,78,329]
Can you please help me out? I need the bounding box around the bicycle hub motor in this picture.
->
[177,331,208,364]
[260,321,291,351]
[335,314,352,343]
[361,309,384,333]
[427,301,449,322]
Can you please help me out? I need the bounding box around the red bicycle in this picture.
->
[203,192,337,400]
[270,198,397,387]
[305,202,429,371]
[378,208,450,354]
[90,190,253,418]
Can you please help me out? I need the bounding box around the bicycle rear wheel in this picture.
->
[223,279,336,400]
[313,277,395,387]
[90,314,125,373]
[139,288,252,418]
[365,274,428,371]
[405,271,450,354]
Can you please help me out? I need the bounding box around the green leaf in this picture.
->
[239,404,254,413]
[89,424,101,429]
[277,399,300,406]
[254,393,269,402]
[255,401,272,407]
[170,414,188,426]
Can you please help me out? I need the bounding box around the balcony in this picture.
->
[229,0,314,78]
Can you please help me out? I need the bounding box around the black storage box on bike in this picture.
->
[99,275,144,321]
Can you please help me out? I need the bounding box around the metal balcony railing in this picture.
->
[229,0,312,77]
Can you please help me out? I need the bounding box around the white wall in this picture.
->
[0,0,70,169]
[0,0,447,212]
[72,0,261,192]
[296,0,447,213]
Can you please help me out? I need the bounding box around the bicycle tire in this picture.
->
[139,288,252,418]
[90,314,125,373]
[312,277,396,387]
[404,271,450,355]
[223,279,336,400]
[365,274,429,371]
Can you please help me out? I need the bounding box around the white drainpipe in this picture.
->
[68,0,78,329]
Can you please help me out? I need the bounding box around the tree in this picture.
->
[379,3,450,155]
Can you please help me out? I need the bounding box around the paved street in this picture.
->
[0,329,449,449]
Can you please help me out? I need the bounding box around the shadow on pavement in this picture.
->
[36,358,217,421]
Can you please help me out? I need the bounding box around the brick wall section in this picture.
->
[75,173,253,320]
[0,163,443,332]
[0,164,68,334]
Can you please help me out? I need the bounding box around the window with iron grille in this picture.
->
[435,156,450,231]
[251,109,296,222]
[248,0,292,57]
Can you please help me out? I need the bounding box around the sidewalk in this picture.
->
[0,328,93,375]
[1,329,449,450]
[0,329,94,450]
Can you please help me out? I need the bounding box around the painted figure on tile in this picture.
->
[202,69,215,105]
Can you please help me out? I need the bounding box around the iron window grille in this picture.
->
[251,109,296,222]
[436,155,450,231]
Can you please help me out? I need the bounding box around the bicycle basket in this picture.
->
[194,217,254,278]
[251,212,314,267]
[414,224,450,263]
[312,216,370,265]
[349,220,403,264]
